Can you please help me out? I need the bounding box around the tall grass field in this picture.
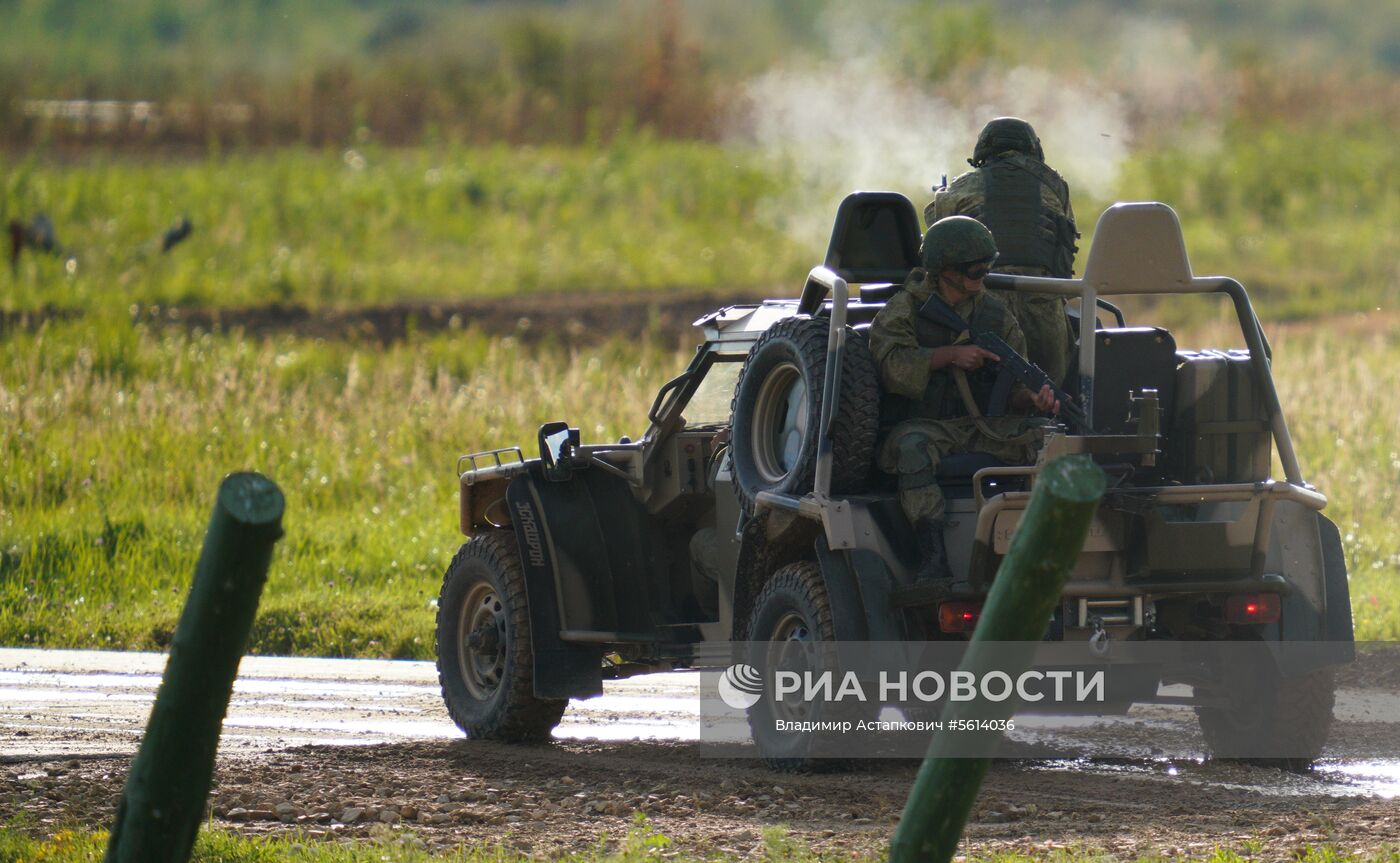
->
[0,313,683,657]
[6,125,1400,319]
[1,143,805,311]
[2,307,1396,657]
[4,124,1399,656]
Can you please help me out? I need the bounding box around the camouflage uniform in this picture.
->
[869,268,1038,524]
[926,119,1079,388]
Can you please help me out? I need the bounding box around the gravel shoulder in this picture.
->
[3,648,1398,859]
[6,739,1399,859]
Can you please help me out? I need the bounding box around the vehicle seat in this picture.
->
[936,452,1026,499]
[799,191,921,316]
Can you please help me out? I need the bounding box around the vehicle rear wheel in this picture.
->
[1196,665,1335,769]
[744,561,854,772]
[436,530,567,742]
[729,317,879,513]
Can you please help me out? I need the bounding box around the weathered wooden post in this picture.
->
[889,454,1105,863]
[105,472,284,863]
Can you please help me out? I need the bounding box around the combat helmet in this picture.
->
[921,216,997,272]
[970,117,1043,166]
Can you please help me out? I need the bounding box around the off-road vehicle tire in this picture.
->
[1196,665,1335,769]
[730,317,879,513]
[436,530,567,742]
[744,561,859,772]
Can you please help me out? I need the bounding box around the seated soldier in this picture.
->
[869,216,1058,580]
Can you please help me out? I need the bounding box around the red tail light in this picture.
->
[938,601,982,634]
[1225,593,1281,625]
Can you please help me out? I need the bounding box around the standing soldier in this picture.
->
[870,216,1058,580]
[927,117,1079,387]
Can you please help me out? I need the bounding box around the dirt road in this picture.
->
[6,289,754,347]
[2,647,1397,858]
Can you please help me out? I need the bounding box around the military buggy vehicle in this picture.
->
[437,197,1353,766]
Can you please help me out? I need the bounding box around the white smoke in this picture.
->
[1108,16,1234,160]
[726,62,1129,247]
[722,7,1230,248]
[1112,16,1235,129]
[964,66,1131,201]
[727,64,975,249]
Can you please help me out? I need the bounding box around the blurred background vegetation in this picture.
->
[3,0,1398,653]
[3,0,1400,146]
[3,0,1398,317]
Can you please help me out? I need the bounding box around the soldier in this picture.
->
[869,216,1058,580]
[927,117,1079,387]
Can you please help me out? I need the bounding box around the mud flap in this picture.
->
[506,478,603,700]
[1317,513,1355,651]
[814,536,874,641]
[1273,506,1354,675]
[851,547,911,640]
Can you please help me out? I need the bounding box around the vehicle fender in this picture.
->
[505,476,604,700]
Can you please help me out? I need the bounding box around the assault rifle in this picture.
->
[918,293,1091,433]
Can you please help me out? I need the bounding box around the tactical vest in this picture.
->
[964,153,1078,278]
[882,294,1010,427]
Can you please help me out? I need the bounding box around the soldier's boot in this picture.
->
[913,518,952,581]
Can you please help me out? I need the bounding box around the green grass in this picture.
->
[1,310,1397,656]
[0,822,1395,863]
[1270,324,1400,640]
[0,818,713,862]
[6,119,1400,320]
[1,141,805,311]
[0,820,726,862]
[3,130,1398,656]
[0,315,684,657]
[1112,118,1400,321]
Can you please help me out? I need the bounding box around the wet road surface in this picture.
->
[1,647,1396,800]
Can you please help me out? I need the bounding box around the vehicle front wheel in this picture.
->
[436,530,567,742]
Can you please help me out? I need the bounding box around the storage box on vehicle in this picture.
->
[1168,349,1271,483]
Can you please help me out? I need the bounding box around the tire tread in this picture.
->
[730,317,880,512]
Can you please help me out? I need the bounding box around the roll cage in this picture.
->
[753,200,1326,593]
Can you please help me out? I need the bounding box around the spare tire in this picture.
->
[729,316,879,512]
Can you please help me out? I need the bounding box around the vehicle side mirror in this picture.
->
[538,421,580,482]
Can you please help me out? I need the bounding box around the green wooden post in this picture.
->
[889,454,1105,863]
[105,472,284,863]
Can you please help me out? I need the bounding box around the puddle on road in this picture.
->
[1028,756,1400,799]
[555,722,701,742]
[1315,760,1400,798]
[0,670,437,700]
[570,695,700,715]
[0,687,155,705]
[0,671,164,690]
[222,713,460,737]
